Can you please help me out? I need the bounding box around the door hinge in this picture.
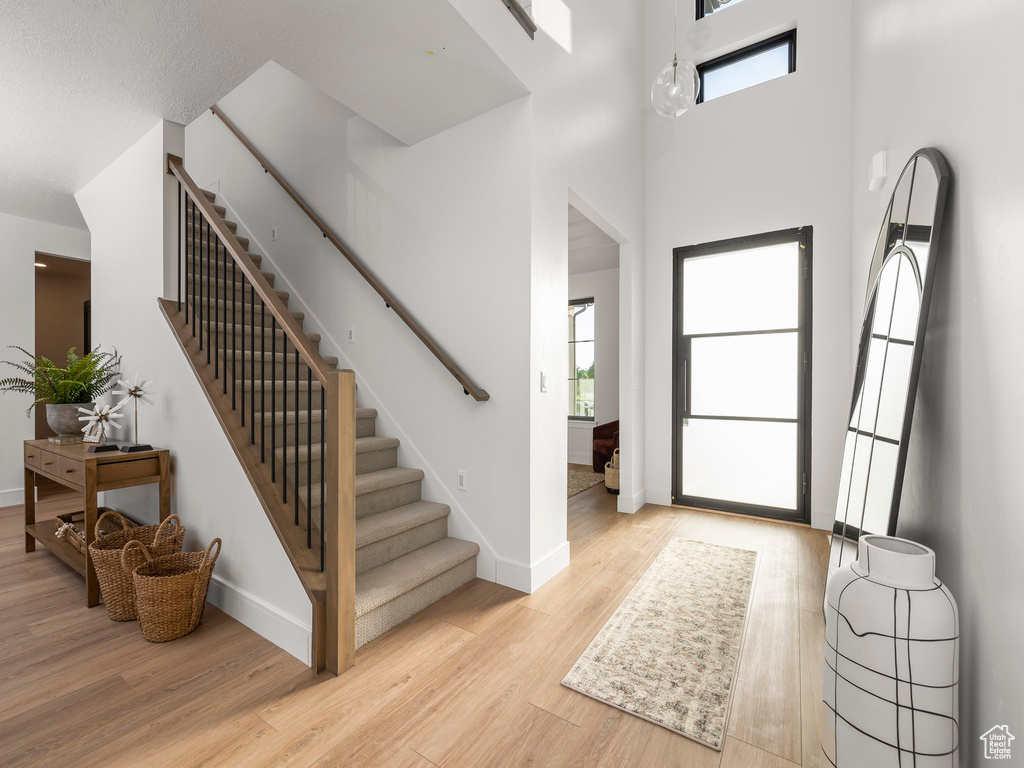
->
[803,351,808,373]
[804,258,809,279]
[802,472,808,495]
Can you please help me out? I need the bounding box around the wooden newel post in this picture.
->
[326,369,356,674]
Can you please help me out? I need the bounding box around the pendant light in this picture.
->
[650,0,699,117]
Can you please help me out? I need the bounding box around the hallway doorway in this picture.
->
[33,252,91,440]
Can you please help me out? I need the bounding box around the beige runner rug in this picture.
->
[562,538,757,750]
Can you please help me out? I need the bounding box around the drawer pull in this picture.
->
[43,461,54,466]
[66,469,75,474]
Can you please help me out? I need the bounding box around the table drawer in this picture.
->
[24,444,41,469]
[37,449,60,474]
[60,456,85,487]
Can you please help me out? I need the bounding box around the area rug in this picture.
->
[561,538,758,750]
[568,468,605,498]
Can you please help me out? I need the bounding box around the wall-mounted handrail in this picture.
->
[167,154,332,386]
[208,105,491,402]
[500,0,537,39]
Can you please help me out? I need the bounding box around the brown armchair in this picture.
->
[592,420,620,473]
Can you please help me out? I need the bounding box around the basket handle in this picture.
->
[151,514,182,547]
[95,509,132,538]
[121,539,153,575]
[189,538,222,624]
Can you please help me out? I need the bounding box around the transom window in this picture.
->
[696,0,746,19]
[697,30,796,103]
[568,299,595,421]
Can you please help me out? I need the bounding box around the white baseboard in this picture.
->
[206,575,311,665]
[0,488,25,507]
[495,540,571,594]
[617,487,646,514]
[567,452,592,466]
[646,487,672,507]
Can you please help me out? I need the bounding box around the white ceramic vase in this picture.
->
[822,535,959,767]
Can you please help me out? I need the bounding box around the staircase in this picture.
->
[161,158,479,672]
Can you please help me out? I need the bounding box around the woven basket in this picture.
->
[89,512,185,621]
[55,507,127,556]
[124,538,221,643]
[605,448,620,495]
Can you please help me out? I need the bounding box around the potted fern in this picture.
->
[0,346,122,436]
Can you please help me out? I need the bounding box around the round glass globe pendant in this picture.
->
[651,54,699,117]
[651,0,700,117]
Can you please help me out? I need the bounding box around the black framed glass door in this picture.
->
[672,227,812,522]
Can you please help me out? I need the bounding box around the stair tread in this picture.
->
[355,537,479,618]
[252,405,372,424]
[355,501,450,549]
[201,320,320,342]
[356,466,424,496]
[277,435,398,462]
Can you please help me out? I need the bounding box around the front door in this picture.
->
[672,228,812,522]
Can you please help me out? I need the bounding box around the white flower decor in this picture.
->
[113,373,157,448]
[78,402,125,444]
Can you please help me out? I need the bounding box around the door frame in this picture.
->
[671,226,813,523]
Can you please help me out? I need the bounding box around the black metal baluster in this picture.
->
[191,199,196,335]
[199,207,204,351]
[272,317,277,482]
[231,258,236,409]
[206,215,212,365]
[240,274,246,428]
[250,283,256,445]
[177,183,182,312]
[282,335,288,504]
[294,348,300,526]
[215,235,220,380]
[307,364,312,549]
[261,301,266,462]
[320,386,325,572]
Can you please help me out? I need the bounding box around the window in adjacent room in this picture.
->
[697,30,796,103]
[696,0,746,20]
[568,298,595,420]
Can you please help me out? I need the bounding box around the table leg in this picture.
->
[84,464,99,608]
[158,453,171,522]
[24,467,35,553]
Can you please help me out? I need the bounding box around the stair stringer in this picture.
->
[216,194,500,583]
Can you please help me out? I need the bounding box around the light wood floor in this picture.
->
[0,482,829,767]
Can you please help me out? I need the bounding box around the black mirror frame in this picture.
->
[832,148,951,551]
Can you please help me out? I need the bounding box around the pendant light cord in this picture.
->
[672,0,679,83]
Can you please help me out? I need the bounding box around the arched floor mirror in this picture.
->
[828,148,951,575]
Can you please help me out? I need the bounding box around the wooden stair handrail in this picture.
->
[209,105,491,402]
[167,154,332,386]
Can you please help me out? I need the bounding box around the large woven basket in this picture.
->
[89,512,185,621]
[124,538,221,643]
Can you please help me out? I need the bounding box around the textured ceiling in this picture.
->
[0,0,527,228]
[569,204,618,275]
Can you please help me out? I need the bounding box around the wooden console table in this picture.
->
[23,440,171,607]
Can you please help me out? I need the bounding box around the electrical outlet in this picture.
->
[271,227,278,241]
[348,328,355,343]
[457,470,468,492]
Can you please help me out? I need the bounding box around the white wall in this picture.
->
[184,61,534,587]
[644,0,853,528]
[568,267,620,466]
[76,120,311,662]
[448,0,647,589]
[850,0,1024,747]
[0,213,90,505]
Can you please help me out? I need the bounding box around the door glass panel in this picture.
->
[682,242,799,335]
[681,419,797,510]
[690,333,798,419]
